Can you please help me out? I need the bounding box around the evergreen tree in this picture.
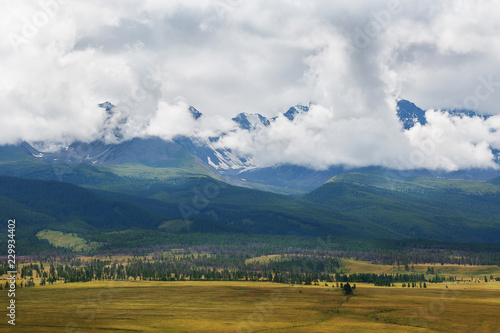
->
[342,282,353,295]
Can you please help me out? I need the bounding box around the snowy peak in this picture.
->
[177,104,312,173]
[232,113,270,130]
[98,101,126,141]
[231,104,309,131]
[98,101,116,114]
[189,106,203,120]
[22,138,196,167]
[396,99,491,130]
[174,135,254,172]
[396,100,427,130]
[282,105,309,121]
[445,108,486,119]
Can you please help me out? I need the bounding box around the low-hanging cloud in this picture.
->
[0,0,499,170]
[218,105,500,171]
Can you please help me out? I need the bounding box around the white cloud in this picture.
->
[218,104,409,170]
[403,111,500,171]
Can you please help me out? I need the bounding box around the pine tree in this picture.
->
[342,282,353,295]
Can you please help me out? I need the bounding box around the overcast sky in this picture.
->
[1,0,499,170]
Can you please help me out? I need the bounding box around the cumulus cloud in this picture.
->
[218,103,410,170]
[403,111,500,171]
[0,0,499,170]
[218,106,500,171]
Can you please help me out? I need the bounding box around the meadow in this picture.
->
[1,278,499,332]
[36,230,100,252]
[1,245,499,333]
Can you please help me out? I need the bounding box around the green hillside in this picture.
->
[327,171,500,194]
[91,176,389,238]
[1,142,500,248]
[306,173,500,242]
[0,176,174,253]
[0,176,167,230]
[0,142,219,185]
[489,175,500,185]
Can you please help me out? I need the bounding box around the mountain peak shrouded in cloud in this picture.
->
[99,101,127,142]
[282,105,310,121]
[232,113,270,130]
[1,1,500,171]
[98,101,116,113]
[396,100,427,130]
[231,105,310,131]
[6,100,500,175]
[396,99,494,130]
[189,106,203,120]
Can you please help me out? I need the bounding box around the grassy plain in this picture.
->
[2,258,499,332]
[36,230,100,252]
[1,280,499,332]
[341,259,500,277]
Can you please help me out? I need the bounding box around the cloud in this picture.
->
[219,106,500,171]
[218,103,410,170]
[403,111,500,171]
[0,0,499,170]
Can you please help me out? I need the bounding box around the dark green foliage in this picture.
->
[304,180,500,243]
[336,272,430,286]
[342,282,353,295]
[0,176,170,254]
[2,254,442,287]
[1,149,500,248]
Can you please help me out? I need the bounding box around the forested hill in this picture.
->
[304,175,500,243]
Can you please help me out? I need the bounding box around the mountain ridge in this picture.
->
[1,99,499,193]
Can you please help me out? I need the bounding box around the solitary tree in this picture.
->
[342,282,353,295]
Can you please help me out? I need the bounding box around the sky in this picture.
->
[1,0,499,171]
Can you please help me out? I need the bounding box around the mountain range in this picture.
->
[10,99,500,193]
[1,99,500,251]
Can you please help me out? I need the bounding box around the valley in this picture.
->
[2,1,500,331]
[1,100,499,332]
[1,256,499,332]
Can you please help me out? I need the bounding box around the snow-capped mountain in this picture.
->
[396,100,427,130]
[98,101,127,141]
[184,100,498,190]
[281,105,310,121]
[7,100,499,193]
[175,104,310,174]
[396,99,489,130]
[230,105,310,131]
[189,106,203,120]
[174,135,252,172]
[232,113,270,130]
[23,102,313,175]
[23,137,200,167]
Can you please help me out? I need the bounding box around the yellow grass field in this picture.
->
[341,259,500,277]
[1,280,499,332]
